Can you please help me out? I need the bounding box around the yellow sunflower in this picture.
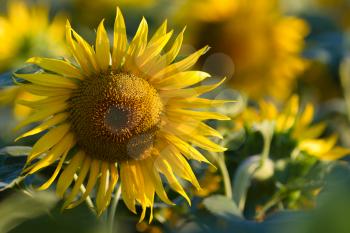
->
[0,1,66,71]
[238,95,350,160]
[175,0,309,101]
[174,0,238,23]
[15,8,230,221]
[0,1,66,119]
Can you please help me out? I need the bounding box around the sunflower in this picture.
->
[175,0,309,101]
[173,0,238,23]
[0,1,66,71]
[0,1,66,119]
[15,8,230,221]
[237,95,350,161]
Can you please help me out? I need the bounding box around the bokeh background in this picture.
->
[1,0,350,233]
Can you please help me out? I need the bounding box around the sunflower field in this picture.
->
[1,0,350,233]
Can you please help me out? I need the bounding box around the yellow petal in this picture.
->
[96,162,109,215]
[28,133,75,174]
[71,30,99,73]
[56,150,85,197]
[167,98,234,109]
[38,148,69,190]
[152,46,209,80]
[299,103,314,127]
[16,113,69,141]
[15,73,78,89]
[148,27,185,76]
[15,103,67,130]
[68,159,101,209]
[120,163,137,213]
[96,19,111,72]
[126,17,148,59]
[276,95,299,131]
[27,57,82,79]
[143,157,173,205]
[160,78,226,99]
[152,71,210,89]
[63,156,91,209]
[137,30,173,69]
[299,135,338,156]
[161,132,210,163]
[164,126,226,152]
[162,146,200,189]
[165,119,223,139]
[316,146,350,161]
[22,84,73,97]
[293,122,326,140]
[102,164,119,210]
[154,156,191,204]
[148,19,167,44]
[18,95,69,109]
[28,123,71,161]
[112,7,127,69]
[66,20,92,76]
[167,109,230,121]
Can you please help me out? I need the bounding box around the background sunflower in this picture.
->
[0,1,350,233]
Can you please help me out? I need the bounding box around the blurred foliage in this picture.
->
[1,0,350,233]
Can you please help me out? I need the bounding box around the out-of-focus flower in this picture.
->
[174,0,238,23]
[15,8,230,220]
[194,167,222,197]
[0,1,66,71]
[0,86,41,120]
[238,95,350,160]
[175,0,309,101]
[0,1,66,119]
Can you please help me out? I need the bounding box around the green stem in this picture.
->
[255,191,286,219]
[217,152,233,199]
[74,174,96,215]
[108,185,122,233]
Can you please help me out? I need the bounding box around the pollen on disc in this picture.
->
[68,72,163,163]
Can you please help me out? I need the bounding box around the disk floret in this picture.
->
[69,72,163,162]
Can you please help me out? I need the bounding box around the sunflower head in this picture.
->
[226,95,350,214]
[236,95,350,161]
[180,0,309,101]
[69,71,163,162]
[15,8,230,221]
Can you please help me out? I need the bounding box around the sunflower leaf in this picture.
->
[0,154,27,191]
[0,146,32,157]
[0,191,58,233]
[0,72,14,87]
[203,195,242,220]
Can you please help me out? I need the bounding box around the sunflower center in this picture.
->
[69,72,163,163]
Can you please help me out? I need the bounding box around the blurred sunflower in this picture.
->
[0,1,66,71]
[176,0,309,101]
[174,0,238,23]
[238,95,350,161]
[15,8,230,220]
[0,1,66,119]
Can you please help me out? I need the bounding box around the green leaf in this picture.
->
[9,202,103,233]
[0,155,26,191]
[0,191,58,233]
[0,72,14,87]
[0,146,32,157]
[203,195,243,220]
